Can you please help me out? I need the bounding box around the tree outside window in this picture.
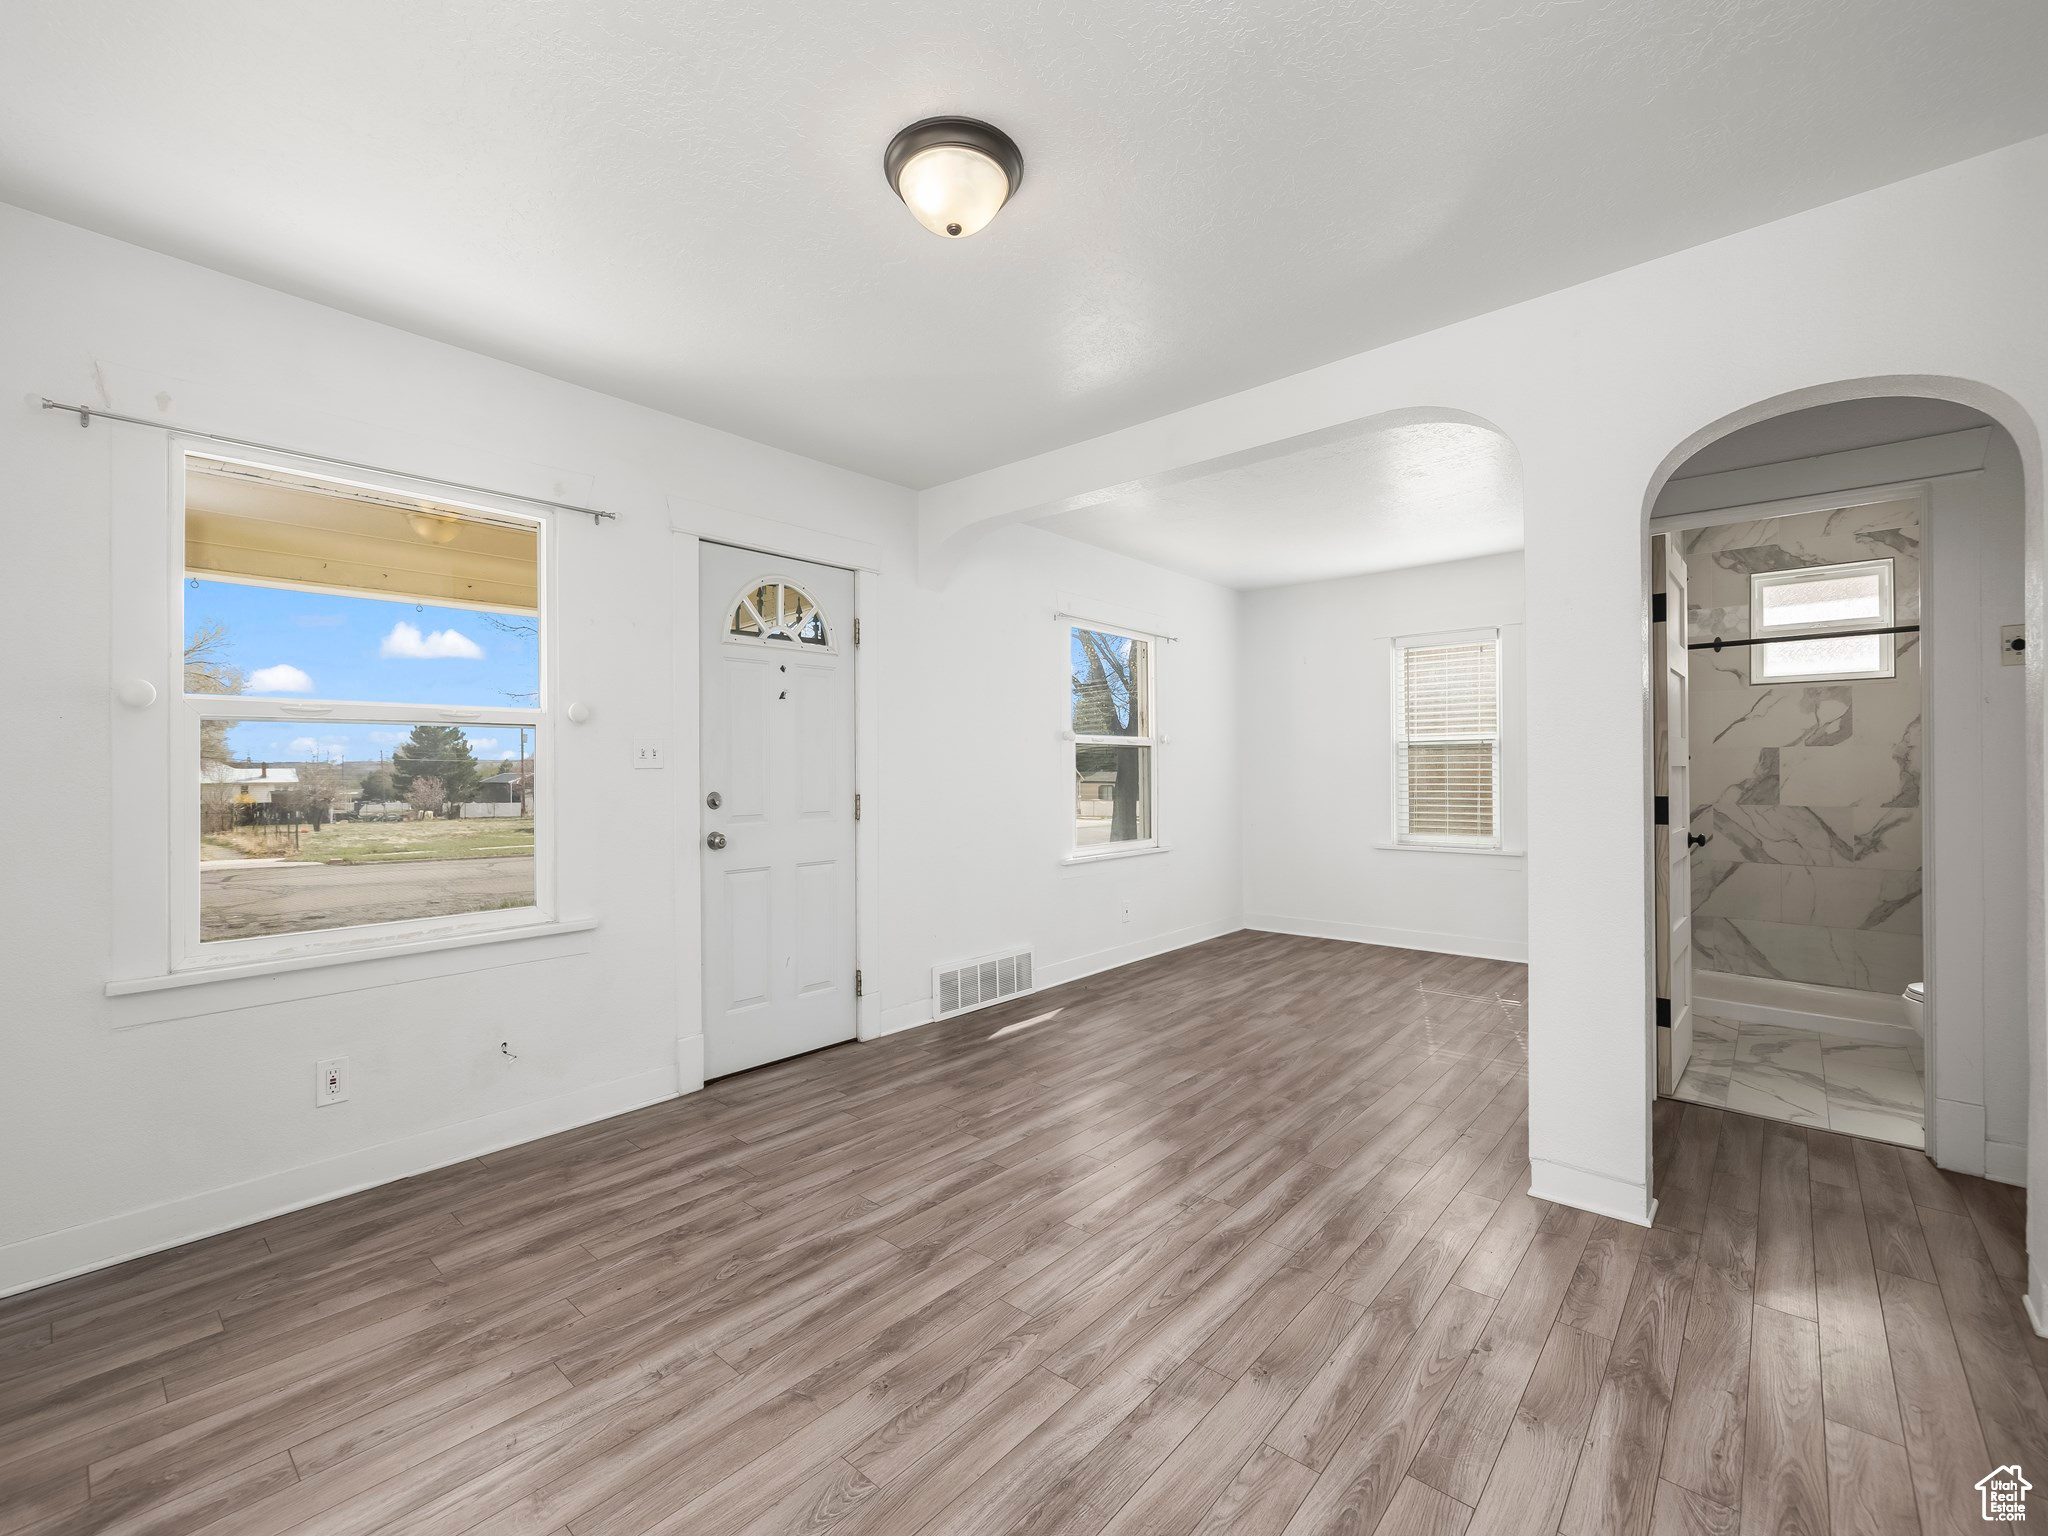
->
[1070,626,1154,850]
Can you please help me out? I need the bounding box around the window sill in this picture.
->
[1371,842,1525,859]
[1062,842,1172,866]
[107,918,599,998]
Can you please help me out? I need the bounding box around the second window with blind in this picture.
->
[1392,631,1502,849]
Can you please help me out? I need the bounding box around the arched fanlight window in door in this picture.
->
[726,579,833,650]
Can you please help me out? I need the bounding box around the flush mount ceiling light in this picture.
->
[406,506,462,544]
[884,117,1024,239]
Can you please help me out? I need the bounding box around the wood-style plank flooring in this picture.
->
[2,931,2040,1535]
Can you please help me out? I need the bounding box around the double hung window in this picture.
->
[178,454,547,962]
[1393,633,1501,848]
[1069,624,1155,853]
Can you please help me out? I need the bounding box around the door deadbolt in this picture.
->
[706,791,722,809]
[706,831,727,850]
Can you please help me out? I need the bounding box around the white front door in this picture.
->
[1654,533,1695,1093]
[699,544,858,1079]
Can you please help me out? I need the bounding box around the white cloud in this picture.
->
[380,621,483,660]
[248,663,314,693]
[369,730,407,745]
[290,736,319,754]
[469,735,498,751]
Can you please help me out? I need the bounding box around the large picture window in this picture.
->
[178,454,547,961]
[1393,632,1501,848]
[1069,624,1155,853]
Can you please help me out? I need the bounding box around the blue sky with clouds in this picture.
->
[191,580,538,763]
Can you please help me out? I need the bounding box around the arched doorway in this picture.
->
[1637,381,2044,1305]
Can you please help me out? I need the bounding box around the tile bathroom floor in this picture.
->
[1670,1011,1925,1147]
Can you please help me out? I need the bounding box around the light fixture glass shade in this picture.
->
[896,144,1011,238]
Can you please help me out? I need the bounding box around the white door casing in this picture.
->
[1654,533,1695,1094]
[699,544,858,1079]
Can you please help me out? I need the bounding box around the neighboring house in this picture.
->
[461,769,533,819]
[1076,768,1117,820]
[476,770,525,804]
[198,761,298,807]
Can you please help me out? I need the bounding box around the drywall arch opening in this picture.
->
[1637,380,2043,1293]
[921,405,1524,587]
[995,402,1533,971]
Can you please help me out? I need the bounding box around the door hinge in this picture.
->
[855,969,863,998]
[1654,795,1669,826]
[1651,591,1667,625]
[854,792,862,821]
[853,616,861,646]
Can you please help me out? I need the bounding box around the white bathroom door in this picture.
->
[699,544,858,1079]
[1654,533,1695,1093]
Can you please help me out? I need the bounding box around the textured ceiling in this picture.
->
[1032,416,1522,588]
[3,2,2045,487]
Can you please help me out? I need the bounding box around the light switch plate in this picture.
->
[633,739,665,769]
[2002,625,2026,666]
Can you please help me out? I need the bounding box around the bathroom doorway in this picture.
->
[1648,396,2028,1169]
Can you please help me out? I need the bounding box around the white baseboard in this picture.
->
[1529,1156,1655,1227]
[1693,969,1914,1044]
[0,1064,681,1301]
[1244,913,1526,964]
[1035,917,1245,990]
[676,1033,705,1095]
[862,999,937,1042]
[1933,1096,1988,1177]
[1986,1139,2029,1187]
[867,917,1244,1046]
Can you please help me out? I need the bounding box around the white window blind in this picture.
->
[1394,636,1500,846]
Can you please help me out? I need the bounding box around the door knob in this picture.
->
[1687,832,1709,849]
[706,831,727,850]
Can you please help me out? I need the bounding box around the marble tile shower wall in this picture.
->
[1685,501,1922,995]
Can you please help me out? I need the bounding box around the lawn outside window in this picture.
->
[1068,621,1157,857]
[172,451,553,970]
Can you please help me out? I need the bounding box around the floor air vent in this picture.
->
[933,948,1035,1020]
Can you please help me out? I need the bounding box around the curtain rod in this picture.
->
[1686,624,1920,652]
[39,398,616,525]
[1053,611,1179,642]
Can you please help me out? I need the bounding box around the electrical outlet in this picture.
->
[315,1057,349,1106]
[633,739,665,769]
[1120,899,1133,924]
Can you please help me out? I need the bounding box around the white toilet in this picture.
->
[1901,980,1926,1043]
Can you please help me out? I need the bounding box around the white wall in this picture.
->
[0,202,1243,1295]
[869,523,1242,1036]
[10,131,2048,1306]
[920,136,2048,1256]
[1240,554,1527,961]
[1929,434,2030,1181]
[1656,429,2027,1181]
